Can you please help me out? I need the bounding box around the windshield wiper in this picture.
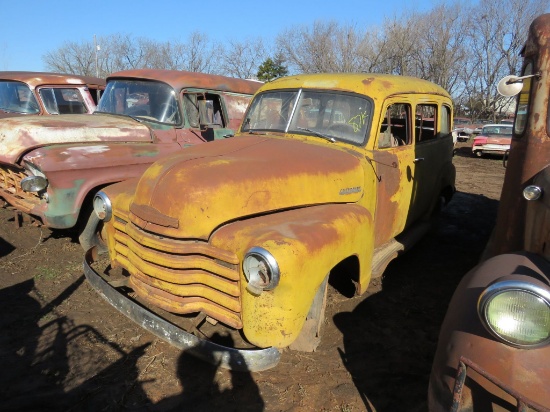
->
[95,111,143,123]
[296,127,336,143]
[247,129,266,135]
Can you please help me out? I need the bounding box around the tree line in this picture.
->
[43,0,548,121]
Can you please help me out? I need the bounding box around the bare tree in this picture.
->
[460,0,549,120]
[277,21,373,73]
[43,40,97,76]
[219,38,270,79]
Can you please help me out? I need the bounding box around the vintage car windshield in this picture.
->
[0,80,40,114]
[242,89,372,145]
[96,79,181,125]
[482,125,513,135]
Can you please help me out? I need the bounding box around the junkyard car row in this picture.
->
[1,13,549,410]
[0,69,260,251]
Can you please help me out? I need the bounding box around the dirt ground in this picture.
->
[0,143,505,412]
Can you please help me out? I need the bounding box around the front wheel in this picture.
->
[474,150,483,158]
[78,209,107,253]
[288,274,329,352]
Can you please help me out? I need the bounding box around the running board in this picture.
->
[371,221,432,278]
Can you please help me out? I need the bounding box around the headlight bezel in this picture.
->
[478,279,550,349]
[242,247,280,295]
[93,191,112,222]
[20,160,48,193]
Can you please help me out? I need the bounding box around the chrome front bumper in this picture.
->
[83,247,281,372]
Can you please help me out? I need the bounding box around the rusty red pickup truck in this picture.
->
[0,69,261,250]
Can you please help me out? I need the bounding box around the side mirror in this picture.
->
[497,72,542,97]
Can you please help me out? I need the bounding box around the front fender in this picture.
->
[22,142,179,228]
[210,203,374,348]
[429,252,550,411]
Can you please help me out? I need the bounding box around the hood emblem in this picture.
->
[339,186,361,195]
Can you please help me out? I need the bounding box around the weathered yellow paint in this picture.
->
[210,204,373,348]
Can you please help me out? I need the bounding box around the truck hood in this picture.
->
[0,113,152,164]
[129,135,365,239]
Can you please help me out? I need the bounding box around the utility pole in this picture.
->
[94,35,100,77]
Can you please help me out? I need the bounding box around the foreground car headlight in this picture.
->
[242,247,280,295]
[93,191,112,222]
[478,280,550,348]
[20,175,48,192]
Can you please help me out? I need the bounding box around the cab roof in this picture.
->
[259,73,451,101]
[108,69,262,95]
[0,71,105,88]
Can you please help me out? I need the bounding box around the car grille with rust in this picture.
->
[0,166,41,211]
[111,215,243,329]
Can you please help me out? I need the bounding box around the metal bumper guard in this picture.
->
[83,247,281,372]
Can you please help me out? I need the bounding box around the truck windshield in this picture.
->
[0,81,40,114]
[96,79,181,125]
[242,89,372,145]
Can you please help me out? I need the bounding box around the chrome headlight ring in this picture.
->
[21,161,48,193]
[93,191,112,222]
[242,247,280,296]
[478,279,550,348]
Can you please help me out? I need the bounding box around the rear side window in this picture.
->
[415,104,437,142]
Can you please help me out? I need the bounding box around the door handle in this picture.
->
[413,157,425,163]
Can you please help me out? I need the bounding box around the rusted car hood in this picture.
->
[0,114,152,164]
[129,135,365,239]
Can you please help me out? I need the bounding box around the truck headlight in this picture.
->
[242,247,280,295]
[478,279,550,348]
[20,175,48,192]
[93,191,112,222]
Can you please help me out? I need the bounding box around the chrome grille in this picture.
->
[0,166,41,210]
[112,216,243,329]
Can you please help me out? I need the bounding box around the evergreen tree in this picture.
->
[257,56,288,82]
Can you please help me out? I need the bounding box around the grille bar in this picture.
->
[112,220,243,328]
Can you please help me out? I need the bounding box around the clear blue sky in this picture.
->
[0,0,443,72]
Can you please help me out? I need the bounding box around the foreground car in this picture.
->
[471,123,513,157]
[84,73,456,371]
[0,71,104,118]
[429,13,550,412]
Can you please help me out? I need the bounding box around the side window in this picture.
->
[441,105,451,136]
[39,87,87,114]
[415,104,437,142]
[183,93,225,128]
[378,103,411,148]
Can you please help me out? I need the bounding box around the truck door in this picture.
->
[372,100,416,246]
[408,103,453,223]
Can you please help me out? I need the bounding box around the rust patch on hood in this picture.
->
[129,136,364,239]
[0,114,152,164]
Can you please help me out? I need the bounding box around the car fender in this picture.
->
[210,203,374,348]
